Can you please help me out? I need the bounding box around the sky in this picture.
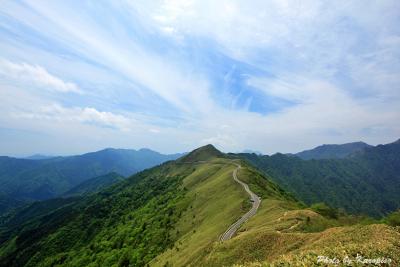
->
[0,0,399,156]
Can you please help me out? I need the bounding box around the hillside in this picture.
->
[0,145,399,266]
[0,195,28,216]
[295,141,372,160]
[62,172,124,197]
[238,139,400,217]
[0,148,183,215]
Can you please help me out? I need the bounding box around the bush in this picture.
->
[310,202,339,219]
[384,210,400,226]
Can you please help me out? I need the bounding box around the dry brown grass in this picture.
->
[230,224,400,267]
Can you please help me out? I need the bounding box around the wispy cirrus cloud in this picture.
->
[0,0,399,156]
[0,1,214,115]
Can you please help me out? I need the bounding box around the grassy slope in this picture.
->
[152,159,400,266]
[151,159,302,266]
[201,202,400,266]
[151,158,248,266]
[1,146,399,266]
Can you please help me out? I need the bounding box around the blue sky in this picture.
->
[0,0,399,156]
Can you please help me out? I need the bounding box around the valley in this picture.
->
[0,148,182,215]
[0,145,399,266]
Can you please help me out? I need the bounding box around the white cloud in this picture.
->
[12,104,133,132]
[136,0,400,84]
[345,36,400,99]
[0,83,134,133]
[0,59,82,94]
[247,75,310,103]
[4,1,215,115]
[133,1,330,60]
[192,76,400,153]
[0,1,399,155]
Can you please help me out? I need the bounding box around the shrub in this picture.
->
[310,202,339,219]
[384,210,400,226]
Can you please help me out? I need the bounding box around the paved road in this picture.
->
[220,164,261,241]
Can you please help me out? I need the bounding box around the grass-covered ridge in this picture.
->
[1,145,399,266]
[151,158,302,266]
[153,156,400,266]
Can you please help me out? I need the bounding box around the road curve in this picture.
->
[220,164,261,241]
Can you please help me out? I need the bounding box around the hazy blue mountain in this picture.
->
[24,154,56,160]
[62,172,124,197]
[238,139,400,217]
[241,149,263,155]
[295,141,372,160]
[0,148,184,215]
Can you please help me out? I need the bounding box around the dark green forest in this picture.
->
[62,172,124,197]
[294,141,371,160]
[0,148,182,215]
[0,161,191,267]
[238,139,400,217]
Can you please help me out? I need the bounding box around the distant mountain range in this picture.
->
[294,141,372,160]
[1,139,399,220]
[23,154,56,160]
[241,149,263,155]
[0,148,184,215]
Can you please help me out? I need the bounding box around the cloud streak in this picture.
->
[14,104,133,131]
[0,59,82,94]
[0,0,399,155]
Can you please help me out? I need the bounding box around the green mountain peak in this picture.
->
[179,144,223,162]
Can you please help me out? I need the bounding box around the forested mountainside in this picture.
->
[294,141,372,160]
[62,172,124,198]
[1,145,399,266]
[0,148,182,215]
[238,139,400,217]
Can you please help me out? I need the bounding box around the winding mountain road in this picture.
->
[220,164,261,241]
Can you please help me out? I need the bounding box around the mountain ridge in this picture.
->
[23,154,56,160]
[0,145,399,266]
[295,141,372,160]
[239,138,400,217]
[0,148,183,215]
[0,147,298,266]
